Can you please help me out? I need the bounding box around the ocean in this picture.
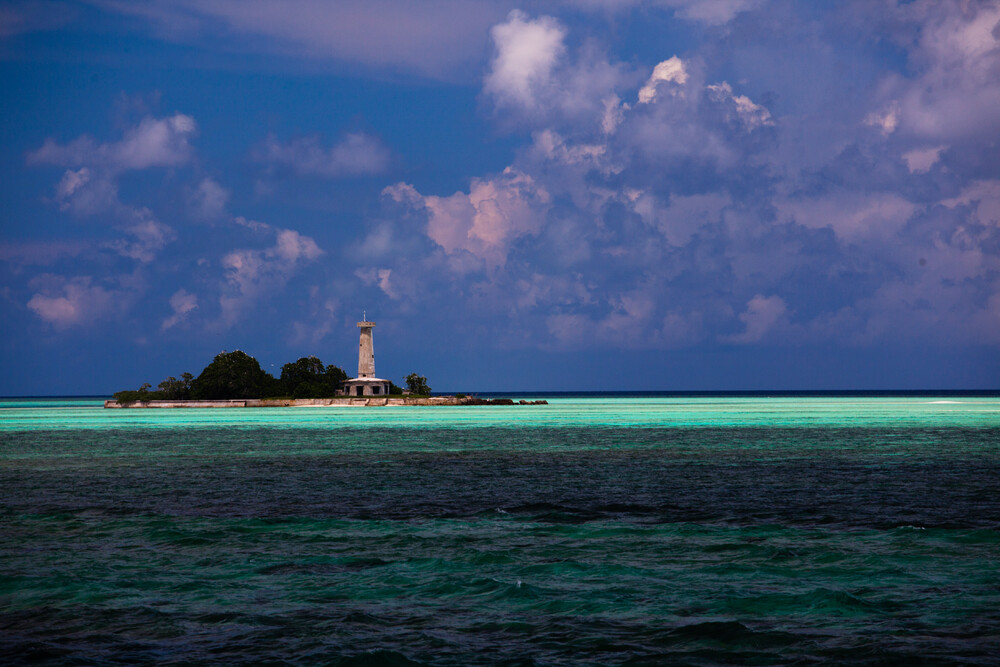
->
[2,396,999,665]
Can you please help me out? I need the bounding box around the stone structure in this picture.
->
[105,397,466,408]
[341,319,391,397]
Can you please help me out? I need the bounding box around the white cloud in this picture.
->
[189,177,230,220]
[387,168,552,270]
[26,275,123,328]
[56,167,90,200]
[532,130,610,169]
[355,267,399,300]
[777,192,918,242]
[722,294,787,343]
[902,145,948,173]
[483,11,628,126]
[630,191,730,246]
[941,180,1000,228]
[706,81,773,130]
[871,2,1000,142]
[28,114,194,264]
[106,212,175,263]
[484,10,567,111]
[338,3,1000,355]
[638,56,688,103]
[161,288,198,330]
[864,102,900,135]
[260,132,390,178]
[28,113,197,172]
[272,228,323,264]
[53,168,119,216]
[219,226,324,326]
[601,94,625,134]
[50,169,175,263]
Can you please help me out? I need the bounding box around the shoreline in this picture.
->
[103,397,548,408]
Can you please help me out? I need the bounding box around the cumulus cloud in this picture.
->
[485,11,567,110]
[219,225,324,327]
[861,1,1000,144]
[28,114,196,172]
[27,113,196,264]
[106,212,175,263]
[53,168,119,216]
[941,180,1000,227]
[259,132,390,179]
[629,191,730,246]
[15,2,1000,364]
[722,294,787,344]
[705,81,774,130]
[356,22,799,349]
[483,11,628,127]
[47,168,175,263]
[902,145,948,173]
[342,7,999,356]
[386,168,551,270]
[188,177,230,220]
[865,102,900,135]
[638,56,688,103]
[161,288,198,330]
[355,267,399,300]
[777,192,918,242]
[26,275,126,328]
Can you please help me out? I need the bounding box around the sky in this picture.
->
[2,0,999,395]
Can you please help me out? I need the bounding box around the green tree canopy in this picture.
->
[157,372,193,400]
[190,350,273,400]
[405,373,431,396]
[280,356,324,389]
[280,356,348,398]
[114,351,352,401]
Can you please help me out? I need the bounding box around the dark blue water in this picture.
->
[2,399,1000,664]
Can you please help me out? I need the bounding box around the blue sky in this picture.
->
[2,0,999,394]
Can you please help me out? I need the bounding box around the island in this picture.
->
[105,318,545,408]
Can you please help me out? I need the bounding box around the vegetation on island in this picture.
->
[404,373,432,396]
[112,350,420,403]
[114,351,345,403]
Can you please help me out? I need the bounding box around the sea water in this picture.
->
[2,396,999,665]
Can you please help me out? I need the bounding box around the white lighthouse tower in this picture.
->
[342,316,390,397]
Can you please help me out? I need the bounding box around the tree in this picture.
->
[279,356,348,398]
[190,350,273,399]
[280,356,325,395]
[405,373,431,396]
[157,372,193,399]
[324,364,348,390]
[113,352,347,402]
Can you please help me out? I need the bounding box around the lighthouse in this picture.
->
[342,317,391,397]
[357,320,375,378]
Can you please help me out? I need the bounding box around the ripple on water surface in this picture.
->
[1,397,999,664]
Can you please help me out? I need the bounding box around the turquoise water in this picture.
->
[4,396,1000,430]
[2,397,1000,664]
